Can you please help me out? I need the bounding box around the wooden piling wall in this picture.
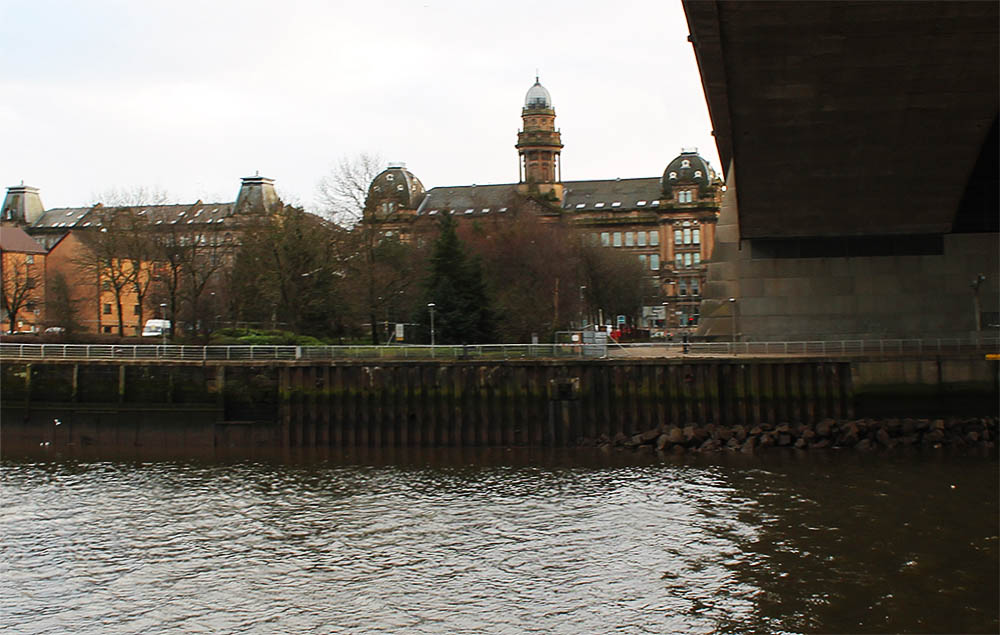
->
[2,357,994,451]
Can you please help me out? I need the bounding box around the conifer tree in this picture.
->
[424,215,496,343]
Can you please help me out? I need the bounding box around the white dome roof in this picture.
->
[524,78,552,109]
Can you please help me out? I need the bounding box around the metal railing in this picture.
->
[1,337,996,362]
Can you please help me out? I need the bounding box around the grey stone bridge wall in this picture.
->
[698,165,999,341]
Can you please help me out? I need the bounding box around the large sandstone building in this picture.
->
[1,177,280,334]
[367,78,723,330]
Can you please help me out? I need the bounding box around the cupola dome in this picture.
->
[368,163,427,210]
[524,77,552,109]
[661,148,714,195]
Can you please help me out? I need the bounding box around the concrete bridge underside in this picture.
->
[683,0,998,340]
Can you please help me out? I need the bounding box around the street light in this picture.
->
[427,303,436,349]
[971,273,986,330]
[159,303,168,345]
[728,297,737,344]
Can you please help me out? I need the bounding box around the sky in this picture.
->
[0,0,720,211]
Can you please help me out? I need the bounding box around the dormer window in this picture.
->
[669,172,677,180]
[694,170,702,178]
[595,202,605,208]
[397,184,405,191]
[681,159,690,168]
[386,174,394,181]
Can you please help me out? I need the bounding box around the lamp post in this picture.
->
[427,302,436,350]
[160,303,168,345]
[728,297,737,344]
[971,274,986,338]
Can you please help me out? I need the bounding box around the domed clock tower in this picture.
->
[516,76,563,201]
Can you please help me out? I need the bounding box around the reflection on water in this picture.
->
[2,449,997,634]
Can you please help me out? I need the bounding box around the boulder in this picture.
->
[778,434,792,446]
[656,434,670,451]
[667,426,685,444]
[809,439,830,449]
[732,425,747,441]
[640,428,661,443]
[699,439,721,452]
[794,438,807,449]
[876,428,892,447]
[856,438,874,451]
[716,426,732,442]
[816,419,834,437]
[741,437,756,453]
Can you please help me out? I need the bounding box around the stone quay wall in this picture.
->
[1,356,995,451]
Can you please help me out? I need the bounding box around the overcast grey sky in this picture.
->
[1,0,719,210]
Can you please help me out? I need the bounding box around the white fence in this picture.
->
[1,338,996,362]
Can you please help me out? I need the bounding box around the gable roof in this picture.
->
[0,225,47,253]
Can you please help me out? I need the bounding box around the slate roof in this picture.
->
[561,178,666,212]
[0,226,47,253]
[30,202,236,230]
[416,183,521,216]
[413,177,684,217]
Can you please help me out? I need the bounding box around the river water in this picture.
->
[2,448,997,634]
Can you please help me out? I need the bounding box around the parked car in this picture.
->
[141,319,171,337]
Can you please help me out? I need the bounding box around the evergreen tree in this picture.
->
[425,215,496,343]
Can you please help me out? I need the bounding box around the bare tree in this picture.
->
[1,255,41,333]
[317,153,424,343]
[90,185,172,208]
[316,153,383,225]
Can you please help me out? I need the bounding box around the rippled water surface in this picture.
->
[2,449,997,634]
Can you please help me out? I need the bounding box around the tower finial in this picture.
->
[535,68,539,83]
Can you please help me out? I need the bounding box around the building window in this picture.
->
[681,159,690,168]
[650,231,659,246]
[625,232,634,247]
[684,253,693,268]
[639,254,647,267]
[690,278,700,296]
[637,232,647,246]
[613,232,622,247]
[102,281,111,291]
[650,254,660,271]
[25,254,34,264]
[601,232,610,246]
[684,228,692,244]
[674,230,682,245]
[103,303,112,315]
[694,170,702,178]
[693,253,701,265]
[678,279,687,295]
[693,229,700,244]
[133,304,140,316]
[675,254,683,269]
[103,326,112,334]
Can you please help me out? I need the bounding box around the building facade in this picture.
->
[367,78,722,330]
[1,176,280,334]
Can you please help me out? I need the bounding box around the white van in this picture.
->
[142,319,171,337]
